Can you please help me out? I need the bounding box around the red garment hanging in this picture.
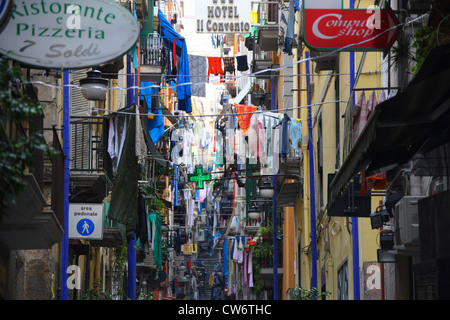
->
[207,57,224,78]
[173,39,177,67]
[234,104,257,136]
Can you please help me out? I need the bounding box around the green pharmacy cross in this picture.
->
[188,165,211,189]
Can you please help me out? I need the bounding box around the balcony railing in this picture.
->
[70,116,106,173]
[140,34,164,66]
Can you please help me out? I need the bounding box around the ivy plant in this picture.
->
[0,57,55,220]
[290,287,331,300]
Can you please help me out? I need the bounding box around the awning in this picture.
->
[277,181,302,207]
[329,44,450,208]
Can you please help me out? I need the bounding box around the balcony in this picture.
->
[0,174,63,250]
[69,116,109,203]
[252,1,279,52]
[139,34,165,84]
[0,111,63,250]
[251,37,279,79]
[119,0,148,20]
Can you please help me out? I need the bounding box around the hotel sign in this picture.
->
[302,0,400,51]
[195,0,251,34]
[0,0,139,69]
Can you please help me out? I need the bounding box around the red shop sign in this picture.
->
[302,1,400,51]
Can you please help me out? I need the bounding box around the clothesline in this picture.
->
[68,99,347,118]
[22,12,427,94]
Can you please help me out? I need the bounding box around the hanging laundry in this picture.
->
[247,243,253,287]
[235,104,257,136]
[248,113,264,161]
[107,117,116,161]
[136,193,148,244]
[272,121,281,175]
[378,90,386,105]
[184,188,195,228]
[283,0,296,55]
[141,81,164,144]
[149,213,162,269]
[188,55,207,97]
[102,118,114,181]
[158,10,192,113]
[236,55,249,72]
[352,91,366,144]
[223,57,236,74]
[289,119,302,158]
[135,105,146,163]
[281,113,291,159]
[366,90,377,119]
[223,237,229,278]
[207,56,225,80]
[357,92,369,138]
[172,39,178,73]
[108,112,139,230]
[116,115,128,168]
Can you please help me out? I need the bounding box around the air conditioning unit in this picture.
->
[196,229,207,242]
[394,196,424,248]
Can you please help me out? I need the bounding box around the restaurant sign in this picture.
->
[302,0,400,51]
[195,0,251,34]
[0,0,139,69]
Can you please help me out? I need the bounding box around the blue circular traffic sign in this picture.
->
[77,219,95,236]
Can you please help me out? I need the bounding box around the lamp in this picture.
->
[377,230,396,263]
[259,181,274,199]
[248,204,261,220]
[370,205,390,229]
[80,70,108,101]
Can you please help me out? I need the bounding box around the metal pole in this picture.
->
[271,76,278,300]
[349,0,361,301]
[127,233,137,300]
[126,55,137,300]
[61,70,70,300]
[305,51,317,290]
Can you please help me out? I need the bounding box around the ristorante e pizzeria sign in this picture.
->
[195,0,252,34]
[0,0,139,69]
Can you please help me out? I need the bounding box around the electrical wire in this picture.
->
[68,98,347,118]
[23,11,427,93]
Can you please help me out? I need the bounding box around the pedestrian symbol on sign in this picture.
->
[76,219,95,236]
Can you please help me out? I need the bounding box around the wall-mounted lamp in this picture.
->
[377,230,396,263]
[259,181,274,199]
[370,205,390,229]
[80,70,108,101]
[248,204,261,220]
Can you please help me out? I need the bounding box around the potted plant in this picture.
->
[250,83,265,105]
[258,223,272,239]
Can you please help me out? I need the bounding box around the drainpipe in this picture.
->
[349,0,361,301]
[127,233,137,300]
[305,51,317,290]
[126,55,137,300]
[61,70,70,300]
[271,76,278,300]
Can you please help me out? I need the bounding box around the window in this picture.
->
[337,260,348,300]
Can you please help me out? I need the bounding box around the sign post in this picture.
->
[302,0,400,51]
[69,203,104,240]
[0,0,139,69]
[188,165,212,189]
